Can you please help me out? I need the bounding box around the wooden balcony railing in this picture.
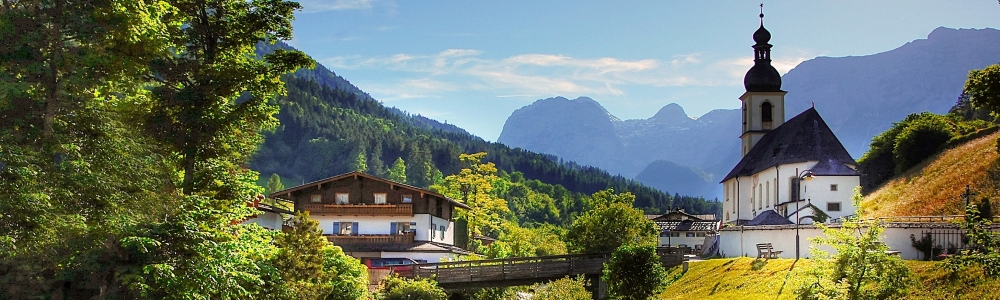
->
[326,232,416,245]
[300,203,413,216]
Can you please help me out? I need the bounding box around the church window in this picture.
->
[830,184,838,191]
[765,182,770,207]
[827,202,842,212]
[790,177,800,202]
[758,184,763,209]
[761,101,773,129]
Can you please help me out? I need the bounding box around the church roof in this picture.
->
[746,210,794,226]
[722,107,858,182]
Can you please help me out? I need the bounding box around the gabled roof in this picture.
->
[746,210,794,226]
[656,219,721,232]
[269,171,470,210]
[722,108,858,182]
[652,210,704,221]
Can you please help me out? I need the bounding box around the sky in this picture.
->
[287,0,1000,141]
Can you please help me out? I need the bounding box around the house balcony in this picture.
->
[300,203,413,216]
[325,232,416,245]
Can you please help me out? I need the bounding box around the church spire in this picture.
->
[744,5,782,92]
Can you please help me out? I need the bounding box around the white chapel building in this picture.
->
[721,13,860,226]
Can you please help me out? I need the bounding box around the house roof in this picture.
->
[652,210,704,221]
[338,241,474,255]
[269,171,470,210]
[722,108,858,182]
[746,210,794,226]
[656,220,721,232]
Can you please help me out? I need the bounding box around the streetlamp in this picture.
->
[795,169,814,260]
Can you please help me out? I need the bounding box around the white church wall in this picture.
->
[719,224,947,260]
[723,161,860,224]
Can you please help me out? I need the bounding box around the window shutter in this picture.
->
[332,222,340,234]
[390,222,398,235]
[352,222,359,235]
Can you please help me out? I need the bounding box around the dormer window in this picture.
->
[335,193,349,204]
[374,193,387,204]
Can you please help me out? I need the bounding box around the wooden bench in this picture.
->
[756,243,782,259]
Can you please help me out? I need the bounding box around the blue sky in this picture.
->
[288,0,1000,141]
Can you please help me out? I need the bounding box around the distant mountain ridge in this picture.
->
[497,27,1000,199]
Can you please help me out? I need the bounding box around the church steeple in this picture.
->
[739,5,787,156]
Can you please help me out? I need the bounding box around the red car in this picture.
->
[364,258,422,277]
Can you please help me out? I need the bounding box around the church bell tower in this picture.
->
[739,10,786,156]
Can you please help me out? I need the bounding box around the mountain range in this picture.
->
[497,27,1000,199]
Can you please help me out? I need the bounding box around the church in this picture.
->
[720,12,860,226]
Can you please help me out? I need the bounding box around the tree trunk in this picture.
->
[182,147,197,195]
[43,0,63,139]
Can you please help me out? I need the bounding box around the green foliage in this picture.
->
[377,276,448,300]
[859,112,993,192]
[944,200,1000,277]
[267,173,286,194]
[910,233,942,261]
[965,63,1000,116]
[273,212,337,299]
[144,0,314,195]
[603,244,667,300]
[531,276,592,300]
[799,188,912,300]
[566,189,660,254]
[324,246,370,300]
[389,157,407,183]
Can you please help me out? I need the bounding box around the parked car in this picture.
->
[364,258,421,277]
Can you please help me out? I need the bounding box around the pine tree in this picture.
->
[274,212,337,299]
[389,157,407,183]
[267,173,285,194]
[353,149,367,172]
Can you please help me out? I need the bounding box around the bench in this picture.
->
[756,243,783,259]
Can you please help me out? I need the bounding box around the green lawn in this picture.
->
[659,258,1000,300]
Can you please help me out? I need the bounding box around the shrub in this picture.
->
[531,276,591,300]
[378,276,447,300]
[603,244,667,300]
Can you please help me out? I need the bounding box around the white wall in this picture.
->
[722,161,859,223]
[242,211,284,230]
[310,214,455,245]
[718,224,963,260]
[658,235,707,248]
[381,251,458,264]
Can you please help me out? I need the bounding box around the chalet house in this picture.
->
[268,172,471,263]
[653,209,721,252]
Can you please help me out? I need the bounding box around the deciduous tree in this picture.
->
[566,189,659,254]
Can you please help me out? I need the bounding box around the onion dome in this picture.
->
[743,12,782,92]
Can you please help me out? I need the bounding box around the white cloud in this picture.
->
[318,48,816,101]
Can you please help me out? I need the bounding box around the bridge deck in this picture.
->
[405,250,687,289]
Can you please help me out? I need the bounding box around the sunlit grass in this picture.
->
[660,258,1000,300]
[862,132,1000,218]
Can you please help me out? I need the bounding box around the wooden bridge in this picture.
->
[399,249,688,292]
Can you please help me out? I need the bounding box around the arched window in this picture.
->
[761,101,773,130]
[765,182,770,207]
[758,184,763,209]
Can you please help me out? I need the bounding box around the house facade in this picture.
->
[721,12,860,226]
[654,209,721,252]
[269,172,471,263]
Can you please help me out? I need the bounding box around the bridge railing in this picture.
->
[410,253,611,284]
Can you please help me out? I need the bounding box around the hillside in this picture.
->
[862,132,1000,218]
[659,258,1000,300]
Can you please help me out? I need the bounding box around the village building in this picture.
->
[720,12,860,226]
[268,171,471,263]
[652,209,721,253]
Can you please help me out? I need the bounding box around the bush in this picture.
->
[892,116,955,174]
[603,244,667,300]
[531,276,591,300]
[378,276,447,300]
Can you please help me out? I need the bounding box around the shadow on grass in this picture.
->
[708,281,722,296]
[751,258,769,271]
[775,259,801,299]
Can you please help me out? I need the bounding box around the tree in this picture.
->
[531,276,592,300]
[566,189,659,254]
[273,212,336,299]
[353,149,367,172]
[267,173,285,194]
[378,276,447,300]
[965,63,1000,116]
[144,0,314,195]
[324,244,369,300]
[602,244,667,300]
[798,188,912,300]
[432,153,513,245]
[389,157,407,183]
